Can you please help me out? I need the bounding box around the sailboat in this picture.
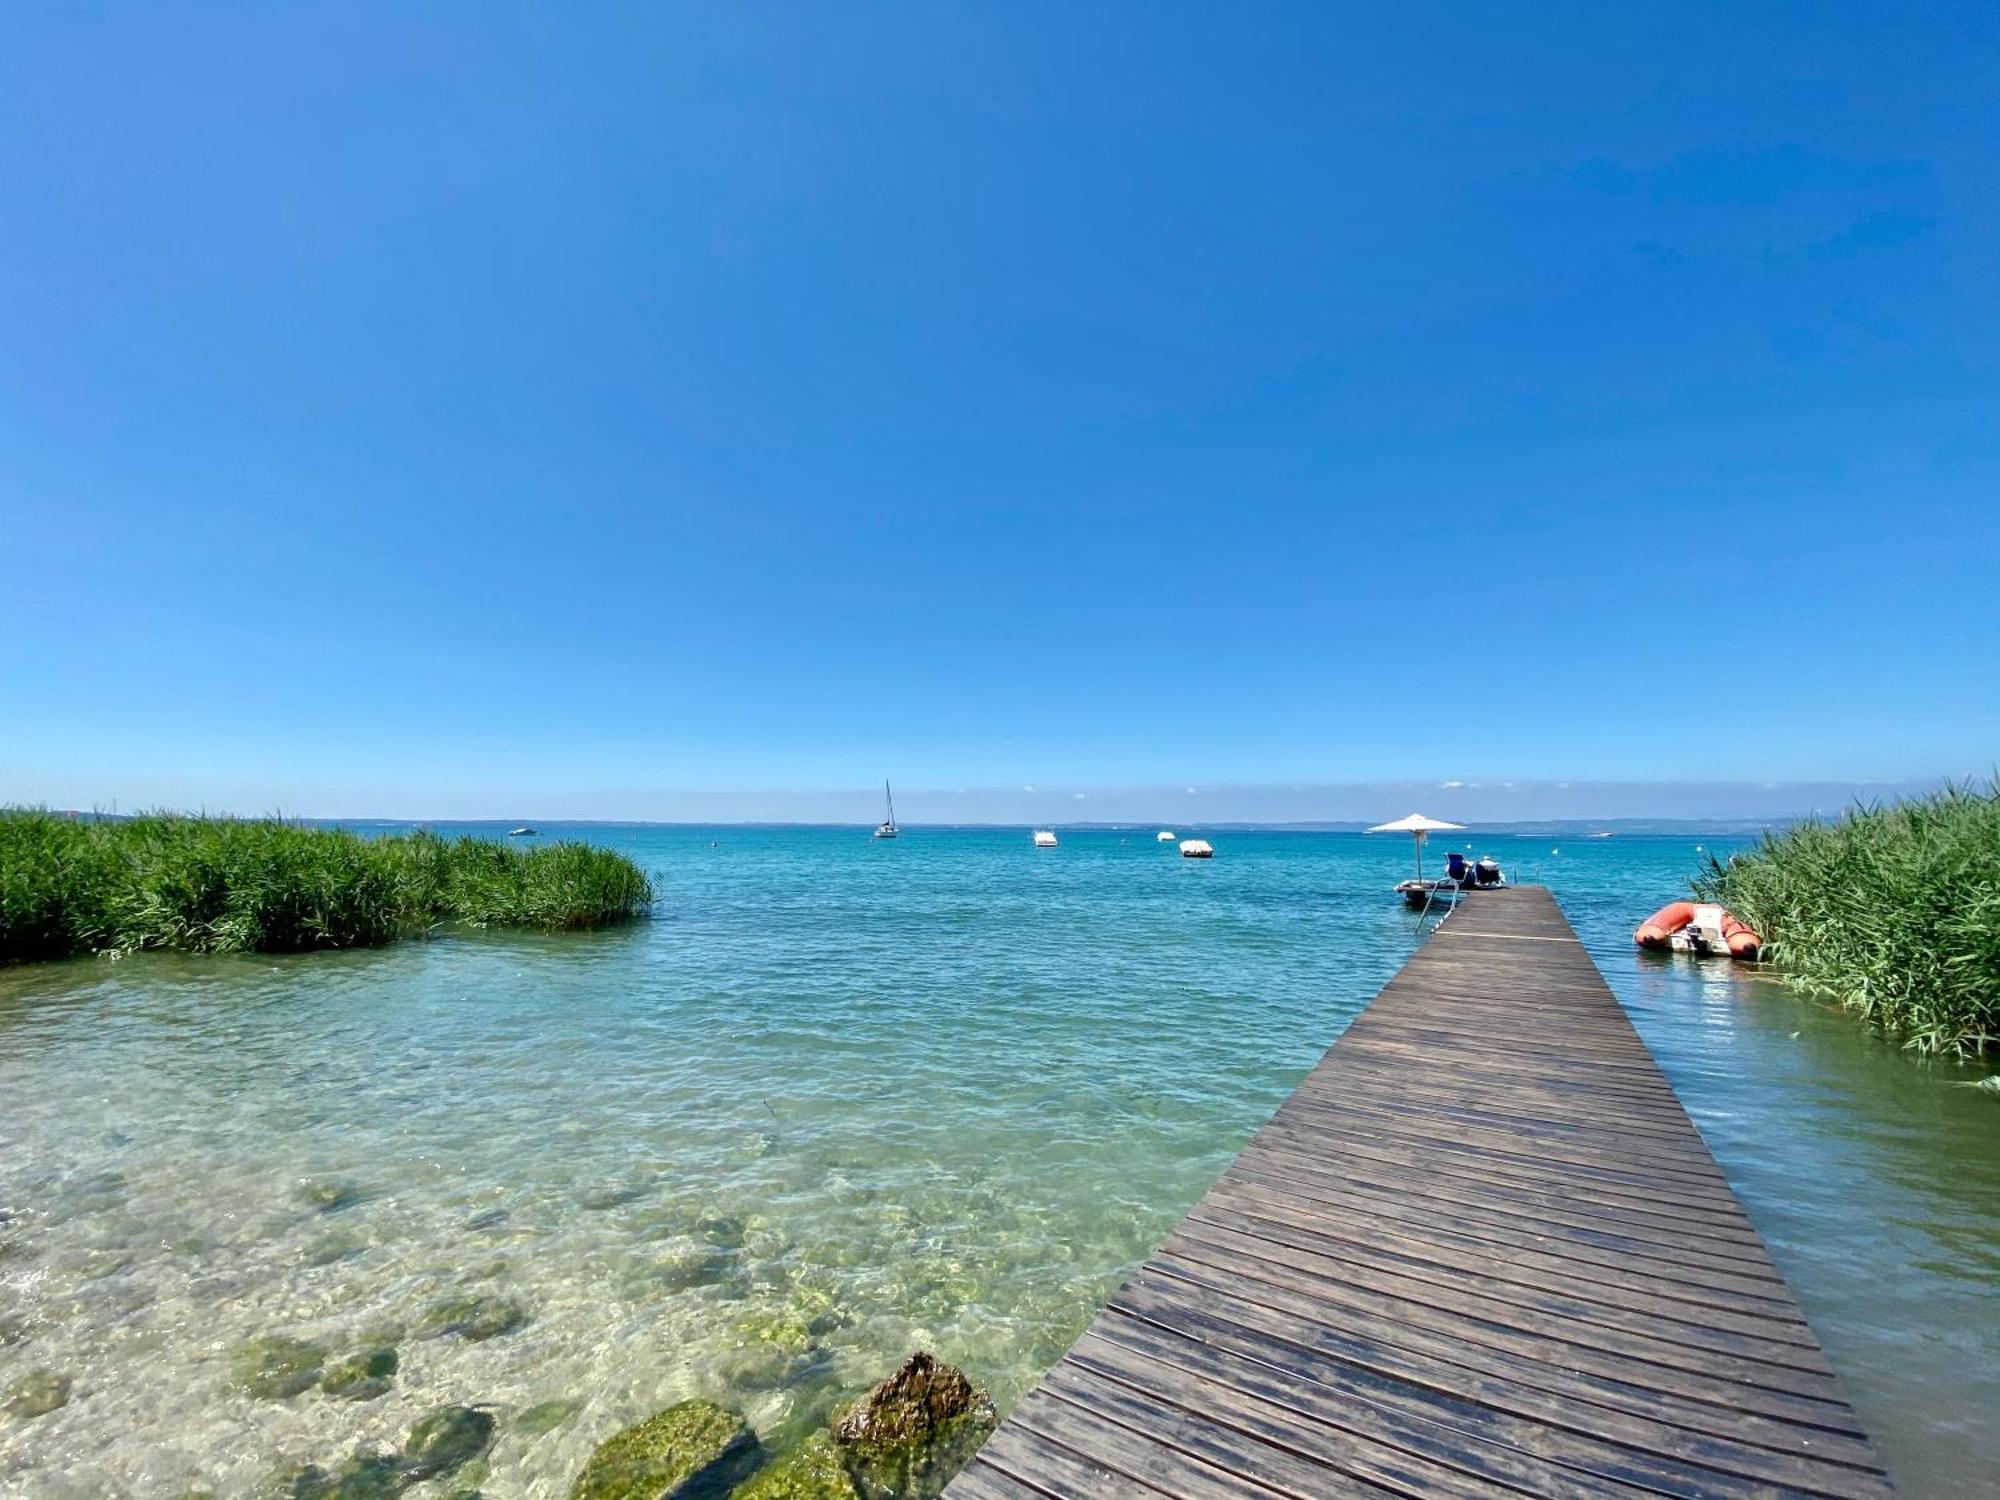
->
[874,780,899,839]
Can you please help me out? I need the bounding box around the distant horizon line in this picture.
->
[37,810,1804,834]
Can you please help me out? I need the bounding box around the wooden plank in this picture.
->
[946,887,1893,1498]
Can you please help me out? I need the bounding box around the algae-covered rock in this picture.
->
[323,1451,411,1500]
[297,1178,365,1214]
[4,1366,71,1419]
[257,1462,335,1500]
[731,1433,860,1500]
[829,1353,995,1500]
[230,1335,327,1399]
[320,1345,398,1401]
[517,1397,583,1436]
[647,1243,740,1293]
[698,1215,748,1249]
[405,1405,496,1478]
[415,1293,527,1342]
[571,1399,759,1500]
[302,1231,367,1267]
[256,1459,404,1500]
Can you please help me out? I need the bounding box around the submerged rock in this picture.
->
[324,1451,411,1500]
[581,1182,652,1211]
[829,1353,995,1500]
[256,1462,336,1500]
[229,1336,326,1399]
[297,1178,366,1214]
[4,1366,71,1419]
[715,1342,825,1395]
[415,1293,527,1342]
[516,1397,583,1436]
[698,1215,748,1249]
[302,1231,368,1267]
[570,1399,760,1500]
[0,1314,28,1347]
[731,1433,860,1500]
[320,1345,398,1401]
[622,1242,740,1299]
[405,1405,496,1479]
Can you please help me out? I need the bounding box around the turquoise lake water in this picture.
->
[2,826,1996,1497]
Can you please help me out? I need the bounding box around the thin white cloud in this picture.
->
[1185,786,1198,794]
[1440,780,1466,789]
[1073,792,1088,800]
[1022,785,1036,793]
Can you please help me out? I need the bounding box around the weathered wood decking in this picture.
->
[948,886,1891,1499]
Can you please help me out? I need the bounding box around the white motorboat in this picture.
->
[1033,829,1058,848]
[1156,830,1177,842]
[1179,839,1213,859]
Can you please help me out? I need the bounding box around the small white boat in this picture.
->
[1033,829,1059,848]
[1156,830,1177,842]
[507,826,538,838]
[874,780,898,840]
[1179,839,1213,859]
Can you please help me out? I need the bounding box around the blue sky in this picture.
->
[3,3,1995,820]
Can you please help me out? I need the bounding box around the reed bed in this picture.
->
[1695,782,2000,1056]
[0,810,654,963]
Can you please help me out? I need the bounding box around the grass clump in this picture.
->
[1695,781,2000,1056]
[0,810,653,964]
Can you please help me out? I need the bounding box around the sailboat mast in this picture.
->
[885,779,896,826]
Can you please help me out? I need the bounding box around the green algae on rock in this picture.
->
[571,1399,759,1500]
[730,1432,859,1500]
[405,1405,496,1479]
[230,1335,326,1399]
[297,1178,366,1214]
[320,1345,398,1401]
[4,1366,71,1419]
[325,1451,411,1500]
[254,1454,409,1500]
[829,1353,995,1500]
[415,1293,527,1342]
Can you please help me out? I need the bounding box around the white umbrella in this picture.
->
[1366,812,1465,881]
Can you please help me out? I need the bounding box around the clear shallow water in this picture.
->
[1,827,1995,1498]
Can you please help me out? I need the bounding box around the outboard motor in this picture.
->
[1474,856,1502,887]
[1445,852,1469,884]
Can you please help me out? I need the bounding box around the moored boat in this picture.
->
[1635,901,1761,960]
[507,826,537,837]
[1179,839,1213,858]
[1033,829,1058,848]
[874,780,899,839]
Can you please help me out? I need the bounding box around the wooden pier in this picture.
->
[947,886,1891,1498]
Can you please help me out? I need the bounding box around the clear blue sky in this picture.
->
[3,3,1995,819]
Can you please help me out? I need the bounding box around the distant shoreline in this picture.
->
[40,813,1794,836]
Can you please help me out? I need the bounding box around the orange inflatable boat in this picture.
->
[1635,902,1761,960]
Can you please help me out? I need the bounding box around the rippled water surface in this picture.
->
[2,827,1996,1497]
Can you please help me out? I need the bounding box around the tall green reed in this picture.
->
[0,810,654,962]
[1695,781,2000,1056]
